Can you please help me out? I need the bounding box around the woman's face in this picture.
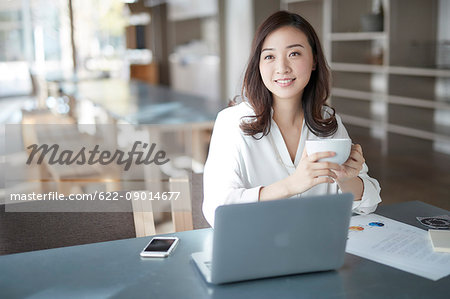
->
[259,26,316,104]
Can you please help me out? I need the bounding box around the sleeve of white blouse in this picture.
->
[202,109,261,227]
[334,114,382,214]
[352,163,382,214]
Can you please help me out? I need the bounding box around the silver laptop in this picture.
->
[191,193,353,284]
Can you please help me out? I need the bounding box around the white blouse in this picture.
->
[203,102,382,226]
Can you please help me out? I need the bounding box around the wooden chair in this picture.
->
[21,110,121,195]
[132,172,210,237]
[169,172,210,232]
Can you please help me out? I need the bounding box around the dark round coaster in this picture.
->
[420,217,450,229]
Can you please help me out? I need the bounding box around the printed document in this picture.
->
[346,214,450,281]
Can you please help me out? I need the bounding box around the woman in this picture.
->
[203,11,381,226]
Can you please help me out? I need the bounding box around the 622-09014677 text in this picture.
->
[101,191,181,201]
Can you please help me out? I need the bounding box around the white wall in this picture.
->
[225,0,254,101]
[434,0,450,154]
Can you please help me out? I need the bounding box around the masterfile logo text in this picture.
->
[26,141,170,171]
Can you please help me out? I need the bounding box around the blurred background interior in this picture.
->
[0,0,449,253]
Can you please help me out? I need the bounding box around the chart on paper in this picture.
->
[346,214,450,281]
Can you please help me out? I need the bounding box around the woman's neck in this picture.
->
[272,98,303,129]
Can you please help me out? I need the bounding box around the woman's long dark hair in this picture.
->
[238,10,337,138]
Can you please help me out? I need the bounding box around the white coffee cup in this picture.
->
[305,138,352,165]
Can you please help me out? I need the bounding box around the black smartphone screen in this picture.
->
[144,238,176,252]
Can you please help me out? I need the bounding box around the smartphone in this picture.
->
[140,237,179,258]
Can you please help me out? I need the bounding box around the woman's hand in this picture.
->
[285,149,341,195]
[334,144,365,183]
[259,148,353,202]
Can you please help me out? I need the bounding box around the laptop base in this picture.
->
[191,251,212,283]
